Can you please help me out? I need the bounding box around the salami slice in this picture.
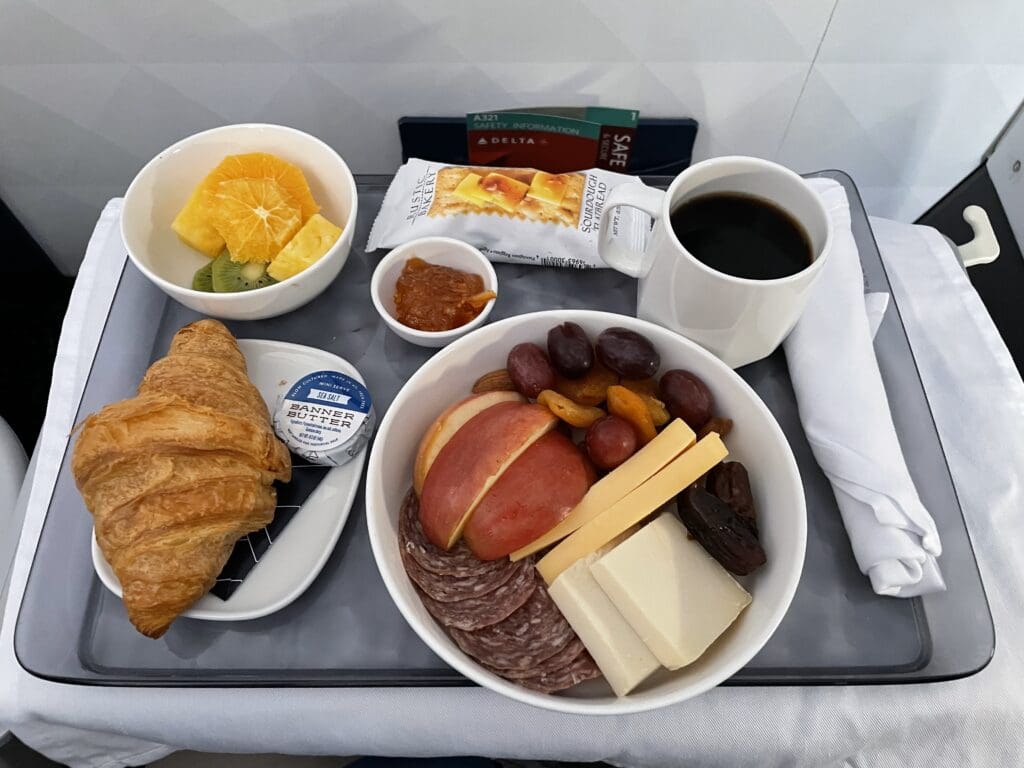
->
[402,540,520,602]
[400,490,514,578]
[483,636,586,680]
[517,649,602,693]
[397,489,602,694]
[414,561,537,631]
[399,492,525,602]
[448,583,576,671]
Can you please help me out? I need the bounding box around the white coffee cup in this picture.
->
[598,156,833,368]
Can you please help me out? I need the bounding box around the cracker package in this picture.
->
[366,158,650,269]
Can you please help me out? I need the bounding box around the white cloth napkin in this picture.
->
[784,179,944,597]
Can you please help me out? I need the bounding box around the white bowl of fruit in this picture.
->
[121,123,357,320]
[366,309,806,715]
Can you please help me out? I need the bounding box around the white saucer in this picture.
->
[90,339,368,621]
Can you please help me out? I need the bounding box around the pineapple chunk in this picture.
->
[172,185,225,257]
[267,213,343,281]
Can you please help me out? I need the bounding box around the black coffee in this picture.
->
[669,193,813,280]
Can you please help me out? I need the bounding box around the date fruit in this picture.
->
[708,461,756,532]
[585,414,638,470]
[547,322,594,379]
[596,328,660,379]
[660,369,714,430]
[677,485,766,576]
[507,343,555,398]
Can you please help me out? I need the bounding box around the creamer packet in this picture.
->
[366,158,650,269]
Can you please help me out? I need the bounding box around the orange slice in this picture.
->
[208,152,319,220]
[173,152,320,259]
[207,178,302,264]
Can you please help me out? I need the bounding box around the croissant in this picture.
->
[72,319,291,638]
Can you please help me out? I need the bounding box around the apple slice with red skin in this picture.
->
[419,401,558,549]
[413,390,525,495]
[462,431,595,560]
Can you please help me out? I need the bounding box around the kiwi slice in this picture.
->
[192,262,214,292]
[211,252,278,293]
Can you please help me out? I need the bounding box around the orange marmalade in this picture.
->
[393,257,496,332]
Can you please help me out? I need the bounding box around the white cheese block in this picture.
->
[590,512,751,670]
[548,554,661,697]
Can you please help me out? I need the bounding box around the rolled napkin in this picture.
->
[783,178,944,597]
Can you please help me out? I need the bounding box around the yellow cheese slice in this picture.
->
[510,419,695,561]
[453,172,488,207]
[526,171,568,207]
[479,172,529,212]
[536,432,728,584]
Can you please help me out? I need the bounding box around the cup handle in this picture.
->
[598,183,666,278]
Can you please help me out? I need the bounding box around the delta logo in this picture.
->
[476,136,535,145]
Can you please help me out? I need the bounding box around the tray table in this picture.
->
[13,172,993,687]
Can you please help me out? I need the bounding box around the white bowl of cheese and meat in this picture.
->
[366,309,806,715]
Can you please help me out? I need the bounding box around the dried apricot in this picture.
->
[645,397,671,427]
[606,385,657,444]
[553,360,618,406]
[620,377,660,398]
[620,379,670,427]
[537,390,606,429]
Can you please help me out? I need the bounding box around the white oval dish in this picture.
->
[370,236,498,348]
[366,309,806,715]
[121,123,358,321]
[91,339,367,621]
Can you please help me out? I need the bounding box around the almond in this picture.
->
[472,369,516,394]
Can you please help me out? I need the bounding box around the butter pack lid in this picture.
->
[273,370,375,467]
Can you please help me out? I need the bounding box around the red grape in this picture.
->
[585,415,638,470]
[659,369,713,429]
[507,343,555,398]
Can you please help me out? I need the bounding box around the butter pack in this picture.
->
[366,158,650,269]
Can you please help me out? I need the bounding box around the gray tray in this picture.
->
[14,171,993,687]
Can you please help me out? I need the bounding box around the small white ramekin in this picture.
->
[370,237,498,348]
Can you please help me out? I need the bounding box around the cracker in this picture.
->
[429,166,584,228]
